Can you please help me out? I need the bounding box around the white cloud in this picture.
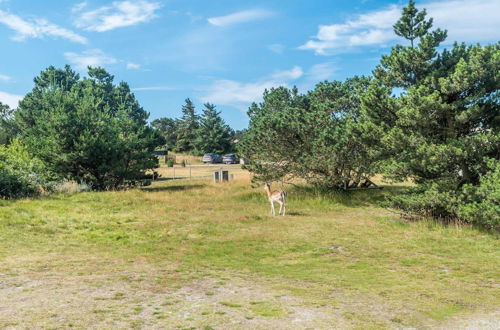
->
[201,66,302,110]
[0,74,11,82]
[72,1,88,13]
[271,66,303,80]
[208,9,274,27]
[75,0,161,32]
[132,86,176,91]
[64,49,117,70]
[425,0,500,43]
[0,10,87,44]
[0,91,22,108]
[268,43,285,54]
[126,62,141,69]
[300,0,500,55]
[307,62,337,82]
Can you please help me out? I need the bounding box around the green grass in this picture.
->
[0,170,498,328]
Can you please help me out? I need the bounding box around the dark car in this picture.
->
[202,153,222,164]
[222,154,239,164]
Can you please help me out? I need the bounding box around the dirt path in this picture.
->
[1,254,497,329]
[0,255,346,329]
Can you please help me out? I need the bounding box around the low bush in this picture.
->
[389,161,499,230]
[0,140,50,199]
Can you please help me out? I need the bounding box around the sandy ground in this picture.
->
[2,254,498,329]
[0,255,346,329]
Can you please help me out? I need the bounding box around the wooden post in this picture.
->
[189,163,192,180]
[173,166,176,180]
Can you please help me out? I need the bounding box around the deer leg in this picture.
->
[270,201,275,215]
[278,201,283,215]
[282,202,286,216]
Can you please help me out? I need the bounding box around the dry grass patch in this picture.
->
[0,166,498,328]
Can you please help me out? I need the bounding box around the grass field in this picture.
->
[0,165,498,329]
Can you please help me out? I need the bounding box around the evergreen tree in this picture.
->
[0,102,16,145]
[363,1,500,227]
[375,0,447,88]
[240,78,379,188]
[151,117,179,150]
[174,98,199,152]
[193,103,232,155]
[393,0,433,48]
[15,66,165,190]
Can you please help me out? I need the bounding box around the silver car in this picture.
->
[203,153,222,163]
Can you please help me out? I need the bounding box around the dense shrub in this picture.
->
[0,140,49,198]
[389,160,499,229]
[15,66,165,190]
[240,79,381,189]
[457,161,500,229]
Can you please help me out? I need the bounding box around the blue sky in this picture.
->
[0,0,498,129]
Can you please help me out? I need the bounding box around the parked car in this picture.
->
[222,154,239,164]
[202,153,222,164]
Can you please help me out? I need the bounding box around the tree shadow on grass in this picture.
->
[285,211,308,216]
[141,184,206,192]
[287,184,409,208]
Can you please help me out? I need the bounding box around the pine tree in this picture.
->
[193,103,232,155]
[151,117,179,150]
[363,1,500,227]
[374,1,447,88]
[393,0,432,48]
[0,102,16,145]
[15,66,165,190]
[174,98,199,152]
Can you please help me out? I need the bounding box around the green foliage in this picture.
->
[153,100,236,155]
[0,102,16,145]
[0,140,49,198]
[166,158,174,167]
[174,98,199,152]
[364,1,500,227]
[151,117,179,151]
[393,0,434,48]
[15,65,165,190]
[240,79,380,188]
[193,103,233,155]
[457,160,500,229]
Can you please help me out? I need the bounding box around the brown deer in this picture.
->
[264,183,286,216]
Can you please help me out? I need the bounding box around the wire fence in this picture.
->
[155,164,246,182]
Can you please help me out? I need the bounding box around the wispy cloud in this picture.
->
[71,1,88,13]
[132,86,176,91]
[0,91,22,108]
[299,0,500,55]
[208,9,274,27]
[74,0,161,32]
[268,43,285,54]
[0,74,11,82]
[64,49,117,70]
[201,66,302,110]
[306,62,338,82]
[271,66,303,80]
[126,62,141,70]
[0,10,87,44]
